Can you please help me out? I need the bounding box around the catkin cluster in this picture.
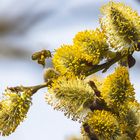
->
[1,1,140,140]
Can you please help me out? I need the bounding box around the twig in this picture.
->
[86,52,126,76]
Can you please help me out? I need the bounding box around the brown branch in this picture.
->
[86,52,126,76]
[88,81,101,97]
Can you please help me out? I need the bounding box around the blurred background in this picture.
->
[0,0,140,140]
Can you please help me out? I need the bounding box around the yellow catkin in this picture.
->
[100,1,140,53]
[53,29,109,76]
[73,29,108,64]
[0,88,32,136]
[46,75,95,121]
[101,66,135,109]
[53,45,93,75]
[84,110,120,140]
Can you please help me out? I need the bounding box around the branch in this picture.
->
[88,81,101,97]
[86,52,127,76]
[29,81,51,94]
[9,80,52,95]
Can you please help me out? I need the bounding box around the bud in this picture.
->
[43,68,59,82]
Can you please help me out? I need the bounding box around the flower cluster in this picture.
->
[43,1,140,140]
[46,75,96,121]
[53,29,109,76]
[0,87,32,136]
[53,45,92,75]
[100,1,140,53]
[101,67,135,109]
[1,1,140,139]
[82,67,140,140]
[84,110,120,140]
[73,29,109,64]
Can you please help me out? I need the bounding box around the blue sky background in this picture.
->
[0,0,140,140]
